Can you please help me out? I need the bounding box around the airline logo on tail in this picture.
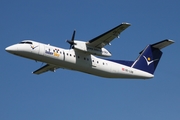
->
[143,56,159,66]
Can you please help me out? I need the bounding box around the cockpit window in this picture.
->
[19,41,33,44]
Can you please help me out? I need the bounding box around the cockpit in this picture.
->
[19,41,33,44]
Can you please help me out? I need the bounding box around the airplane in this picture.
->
[5,23,174,79]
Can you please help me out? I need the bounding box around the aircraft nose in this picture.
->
[5,45,18,53]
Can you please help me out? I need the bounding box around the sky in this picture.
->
[1,0,180,120]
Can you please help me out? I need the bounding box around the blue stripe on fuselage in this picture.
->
[105,59,134,67]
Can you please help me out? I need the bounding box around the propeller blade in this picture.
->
[71,30,76,41]
[66,30,76,49]
[67,40,74,45]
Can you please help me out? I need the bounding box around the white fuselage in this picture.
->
[6,40,154,79]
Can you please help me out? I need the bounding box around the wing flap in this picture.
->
[87,23,130,48]
[33,64,59,75]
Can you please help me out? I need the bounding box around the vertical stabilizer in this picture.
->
[131,39,174,74]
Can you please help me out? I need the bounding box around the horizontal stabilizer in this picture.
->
[139,39,174,54]
[151,39,174,49]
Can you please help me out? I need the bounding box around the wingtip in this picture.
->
[162,39,175,45]
[167,39,175,43]
[122,22,131,26]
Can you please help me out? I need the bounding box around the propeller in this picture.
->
[67,30,76,49]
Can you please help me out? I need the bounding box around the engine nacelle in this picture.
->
[73,40,111,57]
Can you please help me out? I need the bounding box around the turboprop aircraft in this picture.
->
[5,23,174,79]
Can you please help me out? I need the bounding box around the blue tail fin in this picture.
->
[132,40,174,74]
[132,45,162,74]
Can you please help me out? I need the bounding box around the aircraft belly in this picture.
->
[93,61,154,79]
[114,64,154,79]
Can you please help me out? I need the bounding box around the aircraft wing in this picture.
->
[33,64,59,75]
[86,23,130,48]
